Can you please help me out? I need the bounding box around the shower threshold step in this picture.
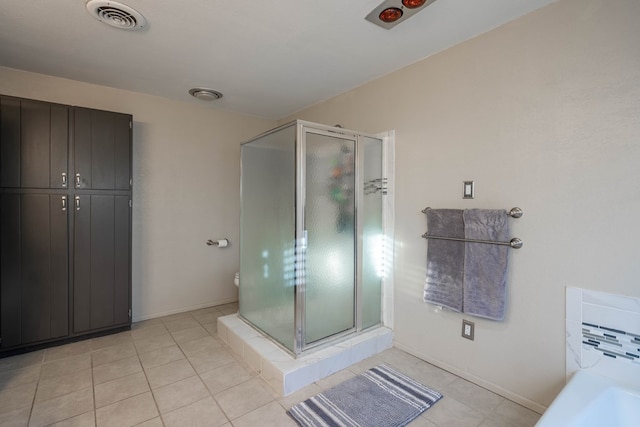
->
[217,314,393,396]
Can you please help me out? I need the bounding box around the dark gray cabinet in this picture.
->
[74,195,131,333]
[0,95,131,353]
[0,194,69,347]
[0,98,69,189]
[74,108,131,190]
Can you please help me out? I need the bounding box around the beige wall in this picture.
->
[3,0,639,411]
[281,0,640,410]
[0,67,276,321]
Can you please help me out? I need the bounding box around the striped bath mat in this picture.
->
[287,364,442,427]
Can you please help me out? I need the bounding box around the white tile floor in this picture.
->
[0,303,541,427]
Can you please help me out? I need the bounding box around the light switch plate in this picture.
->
[463,181,475,199]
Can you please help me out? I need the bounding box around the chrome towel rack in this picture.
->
[421,206,523,218]
[421,207,523,249]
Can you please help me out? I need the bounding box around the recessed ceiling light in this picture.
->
[189,88,224,101]
[85,0,146,31]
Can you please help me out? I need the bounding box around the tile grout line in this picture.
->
[25,350,46,427]
[135,329,165,427]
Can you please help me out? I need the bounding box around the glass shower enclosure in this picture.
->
[240,120,385,355]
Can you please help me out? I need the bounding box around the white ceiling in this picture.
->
[0,0,557,119]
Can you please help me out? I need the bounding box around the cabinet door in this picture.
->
[0,98,68,189]
[74,195,130,333]
[74,108,131,190]
[0,194,69,348]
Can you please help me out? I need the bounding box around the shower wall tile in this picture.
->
[566,287,640,389]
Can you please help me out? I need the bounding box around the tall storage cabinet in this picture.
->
[0,95,132,353]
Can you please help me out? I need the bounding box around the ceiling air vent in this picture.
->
[86,0,146,31]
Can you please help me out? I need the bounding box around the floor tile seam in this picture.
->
[147,369,199,391]
[422,395,482,423]
[14,376,37,427]
[138,360,163,423]
[32,368,93,405]
[91,348,139,369]
[227,399,279,423]
[131,331,173,345]
[479,409,530,427]
[150,377,214,417]
[131,323,169,342]
[440,381,505,414]
[29,385,94,426]
[160,395,229,425]
[139,339,191,385]
[175,331,223,349]
[95,385,150,410]
[0,370,42,393]
[40,409,96,427]
[208,374,255,398]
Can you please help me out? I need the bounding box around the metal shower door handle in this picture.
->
[75,173,81,188]
[75,196,80,211]
[61,196,67,211]
[61,172,67,187]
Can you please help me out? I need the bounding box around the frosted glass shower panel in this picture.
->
[239,125,296,351]
[304,131,355,344]
[361,136,383,329]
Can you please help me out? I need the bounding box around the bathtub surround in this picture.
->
[565,287,640,389]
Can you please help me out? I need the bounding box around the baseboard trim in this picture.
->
[132,297,238,323]
[393,341,547,415]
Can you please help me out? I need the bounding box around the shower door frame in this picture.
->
[294,121,381,355]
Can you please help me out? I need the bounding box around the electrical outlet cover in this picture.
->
[462,319,475,340]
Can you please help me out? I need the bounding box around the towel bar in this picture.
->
[421,233,523,249]
[421,207,523,218]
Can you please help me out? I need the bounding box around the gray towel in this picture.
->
[423,209,465,312]
[463,209,509,320]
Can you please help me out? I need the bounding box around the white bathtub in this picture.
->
[536,369,640,427]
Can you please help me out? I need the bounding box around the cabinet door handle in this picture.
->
[62,172,67,188]
[75,173,81,188]
[61,196,67,211]
[75,196,80,211]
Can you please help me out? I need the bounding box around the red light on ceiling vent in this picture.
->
[379,7,403,23]
[402,0,427,8]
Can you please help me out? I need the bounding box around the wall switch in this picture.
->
[462,319,475,340]
[463,181,475,199]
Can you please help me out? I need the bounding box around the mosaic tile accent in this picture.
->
[566,287,640,386]
[581,323,640,363]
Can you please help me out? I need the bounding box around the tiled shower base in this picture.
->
[217,314,393,396]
